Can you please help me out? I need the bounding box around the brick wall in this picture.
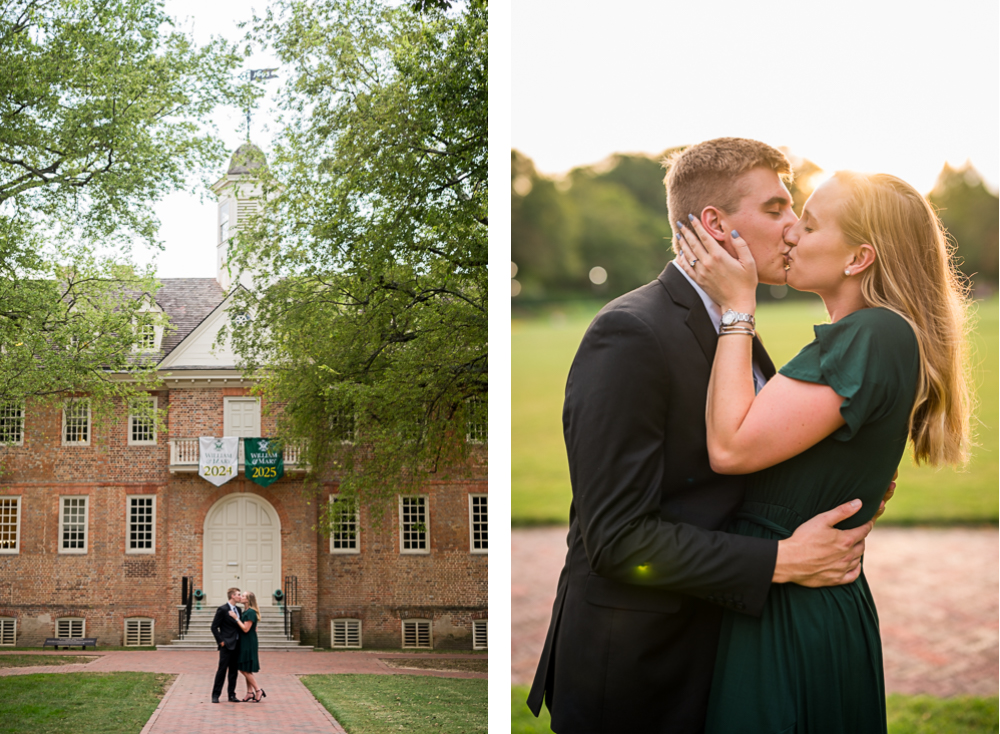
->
[0,388,487,650]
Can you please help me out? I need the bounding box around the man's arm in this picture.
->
[210,607,226,647]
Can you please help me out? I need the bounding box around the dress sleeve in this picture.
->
[778,308,916,441]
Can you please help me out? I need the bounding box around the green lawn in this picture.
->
[0,655,99,668]
[512,297,999,525]
[512,686,999,733]
[301,673,486,733]
[0,672,173,734]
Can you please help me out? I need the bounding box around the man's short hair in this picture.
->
[227,587,241,600]
[663,138,792,252]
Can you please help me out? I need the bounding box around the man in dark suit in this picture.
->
[528,138,885,732]
[211,587,244,703]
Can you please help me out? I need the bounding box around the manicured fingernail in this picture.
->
[731,229,740,238]
[676,221,685,230]
[687,213,695,221]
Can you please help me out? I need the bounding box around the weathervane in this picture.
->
[244,68,279,140]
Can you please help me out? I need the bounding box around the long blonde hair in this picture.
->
[244,591,260,616]
[833,171,971,466]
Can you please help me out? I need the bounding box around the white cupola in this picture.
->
[210,142,267,292]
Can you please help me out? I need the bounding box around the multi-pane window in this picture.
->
[469,494,487,553]
[472,619,488,650]
[0,618,15,646]
[331,619,362,648]
[60,497,88,553]
[56,618,85,638]
[329,495,359,554]
[0,404,24,445]
[63,399,90,445]
[466,396,486,443]
[138,323,156,350]
[330,409,355,443]
[399,496,429,554]
[124,618,153,646]
[402,619,432,649]
[127,496,155,553]
[128,398,157,445]
[0,498,20,553]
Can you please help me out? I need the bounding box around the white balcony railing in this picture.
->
[169,438,303,472]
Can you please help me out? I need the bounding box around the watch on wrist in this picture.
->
[721,309,755,328]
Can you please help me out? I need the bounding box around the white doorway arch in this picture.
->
[203,493,281,607]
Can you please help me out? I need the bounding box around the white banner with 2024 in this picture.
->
[199,437,240,486]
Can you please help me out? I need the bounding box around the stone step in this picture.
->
[164,642,306,651]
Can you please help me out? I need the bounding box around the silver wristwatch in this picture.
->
[720,309,755,328]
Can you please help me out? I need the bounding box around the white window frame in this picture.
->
[0,496,21,554]
[468,494,487,554]
[398,495,429,555]
[59,496,89,554]
[124,618,154,646]
[55,617,85,638]
[126,495,156,555]
[472,619,488,650]
[62,399,91,446]
[0,403,24,445]
[137,322,157,351]
[0,617,15,646]
[329,495,360,554]
[465,396,486,444]
[128,397,158,446]
[330,618,362,649]
[401,619,432,649]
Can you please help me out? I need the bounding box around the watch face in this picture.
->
[722,311,736,326]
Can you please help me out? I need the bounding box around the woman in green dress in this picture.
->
[230,591,265,702]
[676,171,970,733]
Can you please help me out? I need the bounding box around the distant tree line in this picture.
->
[512,149,998,304]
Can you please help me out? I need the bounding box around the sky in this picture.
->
[511,0,1000,198]
[139,0,281,279]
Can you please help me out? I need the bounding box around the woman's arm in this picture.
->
[676,217,847,473]
[229,610,252,633]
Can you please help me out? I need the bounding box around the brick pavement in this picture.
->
[512,526,998,697]
[0,649,486,733]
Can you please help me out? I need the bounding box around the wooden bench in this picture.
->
[43,637,97,650]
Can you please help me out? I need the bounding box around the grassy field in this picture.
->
[512,297,999,525]
[0,672,173,734]
[511,686,1000,734]
[301,673,486,734]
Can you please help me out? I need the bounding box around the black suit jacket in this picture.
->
[211,602,242,649]
[528,264,780,733]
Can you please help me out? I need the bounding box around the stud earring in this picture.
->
[844,269,851,276]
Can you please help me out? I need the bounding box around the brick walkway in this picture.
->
[0,650,486,733]
[513,526,998,697]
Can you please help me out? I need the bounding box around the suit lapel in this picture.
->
[752,336,776,379]
[660,262,717,366]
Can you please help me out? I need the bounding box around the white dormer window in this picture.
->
[138,323,156,350]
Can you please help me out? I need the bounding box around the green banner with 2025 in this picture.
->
[244,438,284,487]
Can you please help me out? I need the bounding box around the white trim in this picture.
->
[124,617,154,646]
[0,617,15,646]
[62,399,91,446]
[126,495,156,555]
[156,287,247,370]
[472,619,487,650]
[0,403,24,445]
[128,397,158,445]
[401,619,432,649]
[0,496,21,554]
[329,495,360,554]
[55,617,85,638]
[398,495,429,554]
[330,618,362,648]
[468,494,487,554]
[59,496,88,554]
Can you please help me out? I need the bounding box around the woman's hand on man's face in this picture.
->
[676,214,759,313]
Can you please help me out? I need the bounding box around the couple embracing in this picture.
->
[528,138,970,733]
[211,587,266,703]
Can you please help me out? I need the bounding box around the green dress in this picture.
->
[705,308,919,734]
[238,608,260,673]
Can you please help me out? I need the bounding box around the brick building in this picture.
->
[0,146,488,650]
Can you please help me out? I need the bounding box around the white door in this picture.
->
[224,398,260,437]
[204,494,279,606]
